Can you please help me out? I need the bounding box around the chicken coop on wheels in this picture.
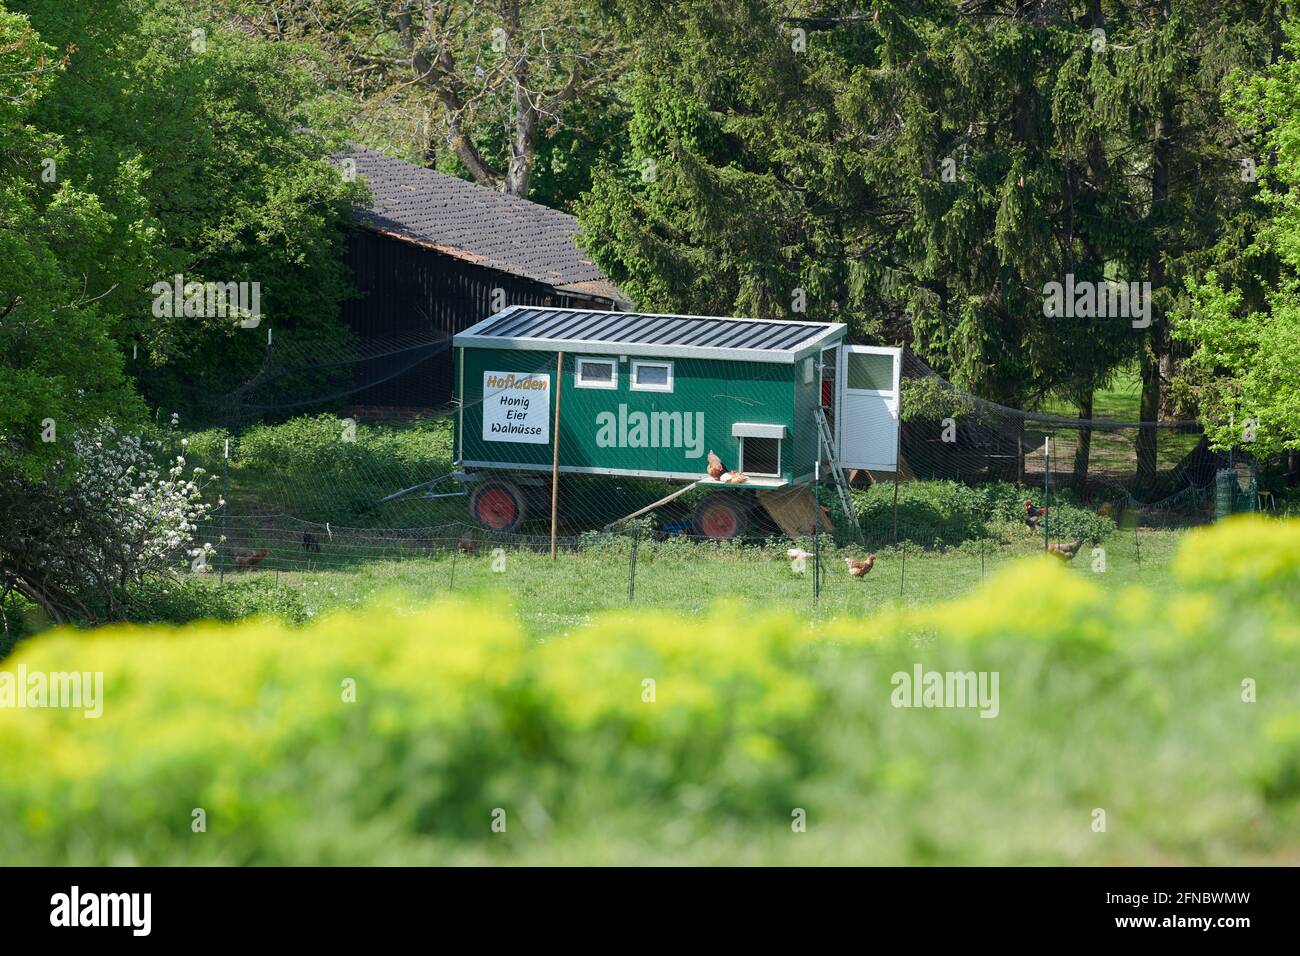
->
[451,305,901,538]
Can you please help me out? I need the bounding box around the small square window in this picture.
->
[576,357,617,389]
[846,352,895,391]
[631,360,673,392]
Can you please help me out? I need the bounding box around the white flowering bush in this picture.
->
[0,423,215,625]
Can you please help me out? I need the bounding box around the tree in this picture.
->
[1172,15,1300,461]
[579,0,1281,488]
[220,0,624,198]
[0,5,144,475]
[13,0,367,419]
[1089,0,1284,485]
[578,0,1136,485]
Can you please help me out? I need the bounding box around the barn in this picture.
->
[452,305,902,536]
[340,147,627,413]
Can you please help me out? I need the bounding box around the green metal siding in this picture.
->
[791,353,821,479]
[458,347,811,480]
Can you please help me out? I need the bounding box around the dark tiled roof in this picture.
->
[458,306,844,357]
[344,146,625,303]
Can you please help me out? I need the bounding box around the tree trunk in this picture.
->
[504,79,537,196]
[1137,91,1174,487]
[1072,390,1093,494]
[502,1,536,197]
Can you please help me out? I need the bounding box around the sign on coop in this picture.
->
[482,371,550,444]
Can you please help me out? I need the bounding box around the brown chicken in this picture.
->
[845,555,876,578]
[725,471,748,484]
[1024,499,1050,532]
[232,548,269,568]
[1047,539,1084,561]
[706,450,725,480]
[458,531,476,553]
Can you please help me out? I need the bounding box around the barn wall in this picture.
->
[458,348,796,480]
[342,228,612,410]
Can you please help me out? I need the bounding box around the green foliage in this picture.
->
[850,479,1114,548]
[1034,502,1114,546]
[11,0,366,419]
[1170,17,1300,457]
[1,518,1295,864]
[577,0,1279,499]
[0,6,145,476]
[0,593,41,661]
[851,481,991,549]
[233,415,452,476]
[122,577,309,627]
[899,377,975,423]
[189,415,455,522]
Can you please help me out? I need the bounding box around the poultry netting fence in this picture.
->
[143,325,1282,616]
[198,508,1179,623]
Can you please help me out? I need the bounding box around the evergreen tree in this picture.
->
[579,0,1283,486]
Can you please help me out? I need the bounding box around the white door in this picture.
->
[837,345,901,471]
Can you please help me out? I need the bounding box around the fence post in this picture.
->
[550,351,564,560]
[1043,437,1051,552]
[899,540,906,598]
[628,527,639,602]
[813,459,821,604]
[219,437,229,585]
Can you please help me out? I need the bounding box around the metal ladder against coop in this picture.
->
[813,406,860,539]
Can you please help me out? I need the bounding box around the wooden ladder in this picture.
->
[813,406,861,541]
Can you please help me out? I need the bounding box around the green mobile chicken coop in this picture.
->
[452,306,901,537]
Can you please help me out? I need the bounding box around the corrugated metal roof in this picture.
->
[454,306,845,362]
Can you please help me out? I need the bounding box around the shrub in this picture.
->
[848,479,1115,548]
[214,415,455,521]
[1030,501,1115,544]
[850,480,990,548]
[0,592,39,662]
[122,578,309,627]
[234,415,452,476]
[3,519,1297,865]
[0,423,216,625]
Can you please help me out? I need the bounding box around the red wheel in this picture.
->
[692,493,749,540]
[470,480,526,532]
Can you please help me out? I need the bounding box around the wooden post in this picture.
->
[813,459,821,603]
[550,351,564,559]
[628,526,639,602]
[1043,437,1051,552]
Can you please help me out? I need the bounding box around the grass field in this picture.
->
[4,518,1295,866]
[1041,364,1147,421]
[211,524,1186,638]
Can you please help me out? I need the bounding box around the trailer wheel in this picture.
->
[693,493,749,540]
[470,479,526,532]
